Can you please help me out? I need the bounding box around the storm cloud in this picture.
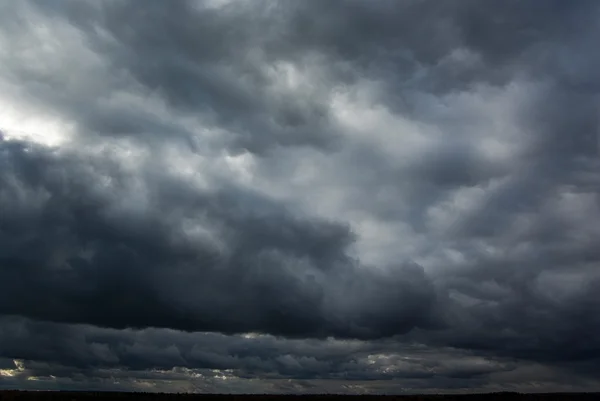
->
[0,0,599,394]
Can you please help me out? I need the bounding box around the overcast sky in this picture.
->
[1,0,599,395]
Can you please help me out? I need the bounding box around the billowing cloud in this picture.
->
[0,135,443,340]
[0,0,599,394]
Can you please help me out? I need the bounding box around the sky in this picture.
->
[0,0,599,395]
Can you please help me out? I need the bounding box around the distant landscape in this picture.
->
[1,392,600,401]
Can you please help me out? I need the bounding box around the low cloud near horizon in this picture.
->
[1,0,599,394]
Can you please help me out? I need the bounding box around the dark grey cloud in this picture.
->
[2,316,599,394]
[0,316,537,392]
[6,0,595,153]
[0,0,599,394]
[0,137,441,340]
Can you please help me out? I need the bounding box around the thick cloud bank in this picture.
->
[0,0,599,394]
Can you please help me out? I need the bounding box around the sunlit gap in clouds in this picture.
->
[0,97,75,148]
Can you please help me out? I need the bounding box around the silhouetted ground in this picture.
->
[1,391,600,401]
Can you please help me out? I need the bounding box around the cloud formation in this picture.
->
[0,0,599,394]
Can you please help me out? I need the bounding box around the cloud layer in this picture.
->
[0,0,599,394]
